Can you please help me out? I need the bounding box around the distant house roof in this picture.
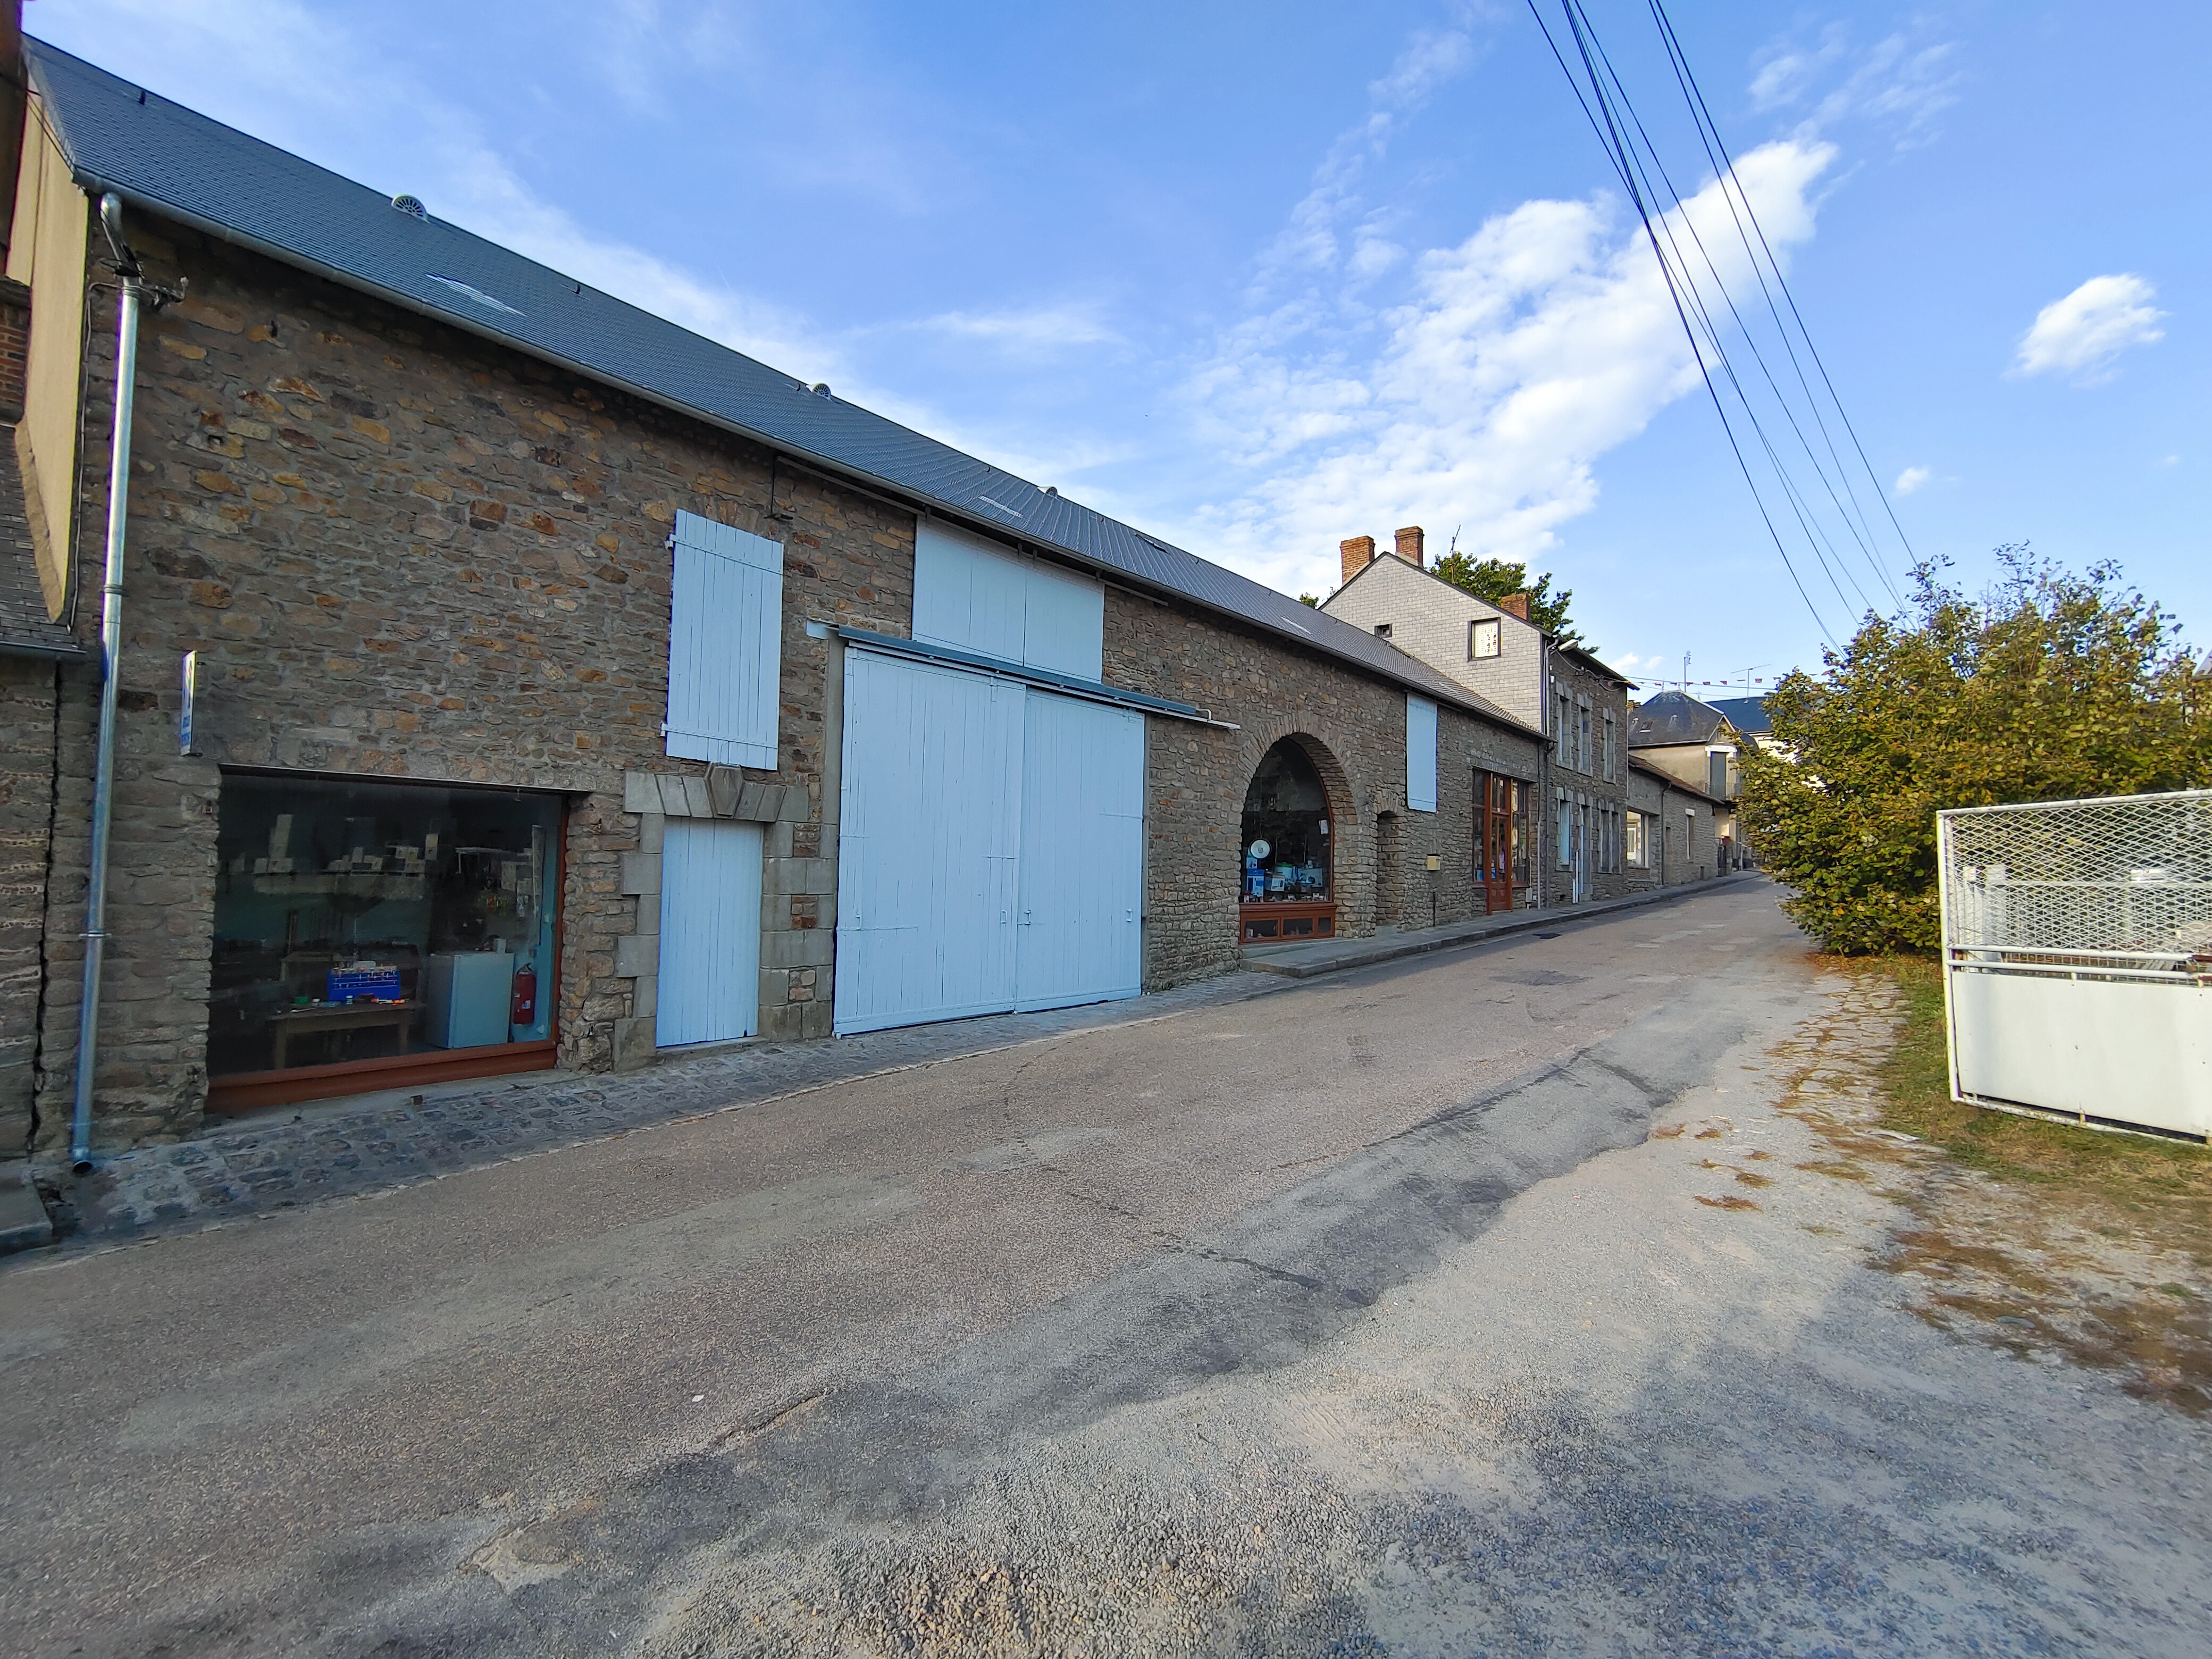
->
[1627,689,1732,748]
[1628,754,1728,808]
[1322,547,1632,690]
[1706,695,1771,736]
[24,38,1534,735]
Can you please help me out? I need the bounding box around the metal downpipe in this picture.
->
[69,195,144,1174]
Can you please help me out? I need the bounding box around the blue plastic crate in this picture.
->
[326,966,403,1002]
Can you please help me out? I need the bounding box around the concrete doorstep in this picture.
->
[1239,872,1767,978]
[0,1163,55,1256]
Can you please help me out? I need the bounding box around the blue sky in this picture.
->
[29,1,2208,691]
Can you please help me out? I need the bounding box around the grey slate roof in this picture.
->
[25,38,1532,736]
[1627,689,1730,748]
[1706,696,1770,736]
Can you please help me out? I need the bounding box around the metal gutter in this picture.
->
[0,638,87,661]
[833,626,1238,730]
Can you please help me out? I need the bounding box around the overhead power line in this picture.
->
[1521,0,1917,642]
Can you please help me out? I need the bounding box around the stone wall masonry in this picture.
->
[28,216,911,1154]
[1101,589,1545,988]
[0,656,56,1155]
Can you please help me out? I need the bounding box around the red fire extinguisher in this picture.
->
[510,957,538,1027]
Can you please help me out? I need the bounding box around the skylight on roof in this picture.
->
[427,274,524,317]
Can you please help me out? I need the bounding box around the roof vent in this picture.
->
[811,382,832,398]
[391,194,428,219]
[1044,485,1058,496]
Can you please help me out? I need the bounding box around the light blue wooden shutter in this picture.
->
[912,521,1103,679]
[1406,694,1438,812]
[665,510,783,768]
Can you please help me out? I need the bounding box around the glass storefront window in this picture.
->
[210,774,563,1079]
[1239,740,1331,903]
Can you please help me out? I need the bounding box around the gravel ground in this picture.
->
[611,970,2210,1657]
[5,887,2206,1657]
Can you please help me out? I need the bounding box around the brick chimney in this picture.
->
[1339,534,1377,585]
[1497,592,1531,622]
[1394,525,1425,568]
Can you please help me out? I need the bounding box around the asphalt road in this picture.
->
[3,884,2206,1656]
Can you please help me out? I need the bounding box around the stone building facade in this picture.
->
[1103,590,1543,988]
[0,46,1554,1159]
[2,183,910,1151]
[1627,759,1722,891]
[1321,525,1635,910]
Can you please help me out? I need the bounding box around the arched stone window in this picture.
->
[1239,738,1337,942]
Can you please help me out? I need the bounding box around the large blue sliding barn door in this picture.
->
[834,651,1146,1036]
[1016,693,1143,1012]
[833,652,1024,1035]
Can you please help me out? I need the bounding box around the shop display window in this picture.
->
[1239,741,1334,941]
[209,773,563,1084]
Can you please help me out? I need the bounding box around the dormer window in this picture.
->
[1470,617,1501,659]
[1373,622,1393,639]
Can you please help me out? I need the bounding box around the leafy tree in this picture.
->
[1741,547,2212,954]
[1298,593,1320,607]
[1429,552,1584,648]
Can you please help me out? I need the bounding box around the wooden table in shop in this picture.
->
[267,1001,418,1070]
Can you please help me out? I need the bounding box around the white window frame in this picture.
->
[1627,809,1647,868]
[1470,617,1502,659]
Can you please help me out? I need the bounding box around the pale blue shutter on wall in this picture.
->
[1406,694,1438,812]
[912,521,1104,681]
[665,509,783,769]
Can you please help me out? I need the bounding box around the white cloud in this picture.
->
[1752,24,1959,152]
[1893,466,1931,496]
[2014,275,2167,382]
[1175,140,1837,600]
[910,305,1121,356]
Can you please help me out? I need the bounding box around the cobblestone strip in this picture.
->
[55,973,1281,1247]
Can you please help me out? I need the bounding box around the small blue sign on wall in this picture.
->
[179,650,198,757]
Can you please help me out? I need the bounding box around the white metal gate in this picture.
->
[834,648,1144,1035]
[1939,790,2212,1139]
[656,819,763,1048]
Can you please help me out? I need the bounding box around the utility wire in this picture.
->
[1578,10,1893,613]
[1522,0,1836,643]
[1650,0,1920,584]
[1573,12,1870,617]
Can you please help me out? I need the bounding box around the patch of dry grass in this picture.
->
[1869,955,2212,1267]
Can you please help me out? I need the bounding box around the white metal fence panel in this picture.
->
[1015,691,1143,1013]
[1939,789,2212,1138]
[656,819,763,1048]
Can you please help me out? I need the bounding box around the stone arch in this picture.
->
[1233,725,1373,941]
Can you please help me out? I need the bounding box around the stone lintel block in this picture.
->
[653,774,693,817]
[757,1001,809,1042]
[613,932,659,978]
[616,851,661,896]
[622,770,659,815]
[778,788,809,822]
[761,928,834,969]
[681,775,713,818]
[761,857,832,898]
[706,765,742,817]
[610,1015,658,1073]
